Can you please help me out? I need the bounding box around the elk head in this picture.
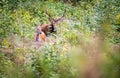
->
[40,9,66,35]
[45,9,66,33]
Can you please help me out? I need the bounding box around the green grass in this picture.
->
[0,0,120,78]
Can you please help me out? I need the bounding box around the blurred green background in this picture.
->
[0,0,120,78]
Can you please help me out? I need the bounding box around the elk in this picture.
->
[34,9,66,42]
[34,25,46,42]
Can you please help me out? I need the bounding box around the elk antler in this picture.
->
[46,9,66,25]
[45,10,54,22]
[54,9,66,23]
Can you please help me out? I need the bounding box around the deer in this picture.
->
[34,9,66,42]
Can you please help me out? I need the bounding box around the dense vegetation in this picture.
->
[0,0,120,78]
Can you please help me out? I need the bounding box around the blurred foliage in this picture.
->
[0,0,120,78]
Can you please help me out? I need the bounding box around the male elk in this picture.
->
[34,9,66,42]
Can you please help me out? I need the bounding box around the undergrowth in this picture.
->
[0,0,120,78]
